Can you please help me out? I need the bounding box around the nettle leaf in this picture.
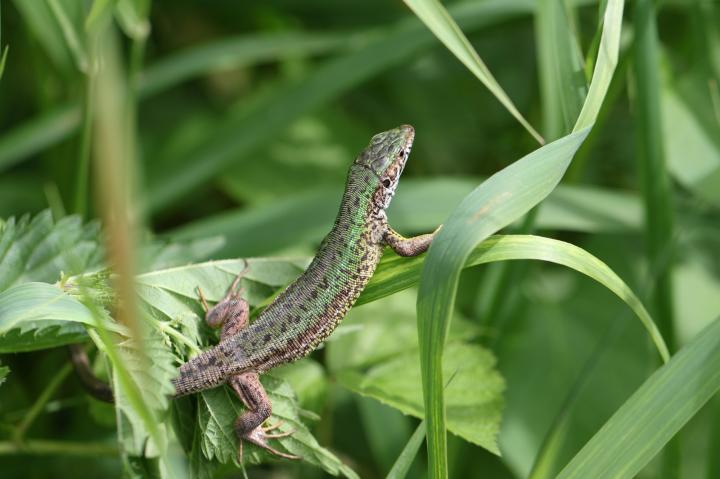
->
[196,375,356,478]
[327,290,505,454]
[113,321,178,455]
[133,258,356,477]
[0,210,103,292]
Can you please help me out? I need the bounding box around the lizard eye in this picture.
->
[382,179,392,188]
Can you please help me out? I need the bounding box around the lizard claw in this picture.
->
[239,427,300,461]
[262,419,285,433]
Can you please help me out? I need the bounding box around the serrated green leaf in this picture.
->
[328,291,504,454]
[0,210,102,292]
[196,375,358,478]
[132,259,355,476]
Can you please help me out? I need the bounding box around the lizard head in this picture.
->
[354,124,415,210]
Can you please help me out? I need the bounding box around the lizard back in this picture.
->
[174,125,414,396]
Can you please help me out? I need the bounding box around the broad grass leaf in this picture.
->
[403,0,543,143]
[535,0,587,138]
[415,0,625,475]
[557,316,720,478]
[387,421,426,479]
[365,235,669,363]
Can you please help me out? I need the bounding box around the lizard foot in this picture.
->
[238,427,300,461]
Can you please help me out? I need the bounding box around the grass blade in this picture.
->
[403,0,544,144]
[416,2,625,476]
[557,315,720,479]
[574,0,624,131]
[535,0,587,139]
[387,421,426,479]
[416,130,588,478]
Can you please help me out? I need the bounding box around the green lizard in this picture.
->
[174,124,438,460]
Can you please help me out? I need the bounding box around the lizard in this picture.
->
[71,124,438,460]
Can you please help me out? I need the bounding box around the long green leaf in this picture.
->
[535,0,587,139]
[403,0,543,144]
[365,235,668,363]
[387,421,426,479]
[557,315,720,478]
[417,128,588,478]
[415,1,625,477]
[574,0,624,131]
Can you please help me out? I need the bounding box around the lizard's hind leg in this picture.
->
[229,373,299,461]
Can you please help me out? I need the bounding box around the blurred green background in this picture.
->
[1,0,720,478]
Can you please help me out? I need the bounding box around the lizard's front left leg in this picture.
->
[229,373,299,460]
[197,263,250,338]
[383,225,440,257]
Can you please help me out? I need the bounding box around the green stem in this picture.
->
[13,363,72,443]
[0,439,117,456]
[73,70,96,217]
[633,0,679,476]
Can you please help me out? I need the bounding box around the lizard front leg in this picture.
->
[197,262,250,337]
[383,225,440,257]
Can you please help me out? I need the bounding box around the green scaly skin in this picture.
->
[172,124,437,459]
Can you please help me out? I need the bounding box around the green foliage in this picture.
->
[1,0,719,478]
[558,316,720,478]
[0,361,8,387]
[0,282,95,352]
[328,290,504,454]
[0,211,102,290]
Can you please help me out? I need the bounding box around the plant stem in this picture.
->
[13,363,72,443]
[0,439,117,456]
[73,70,96,217]
[633,0,679,476]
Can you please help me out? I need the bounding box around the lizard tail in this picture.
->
[172,349,231,397]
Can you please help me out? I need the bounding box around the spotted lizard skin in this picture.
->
[173,124,429,396]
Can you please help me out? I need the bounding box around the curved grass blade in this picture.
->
[386,421,426,479]
[360,234,668,361]
[403,0,544,144]
[415,1,625,476]
[574,0,624,131]
[417,128,588,479]
[557,315,720,479]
